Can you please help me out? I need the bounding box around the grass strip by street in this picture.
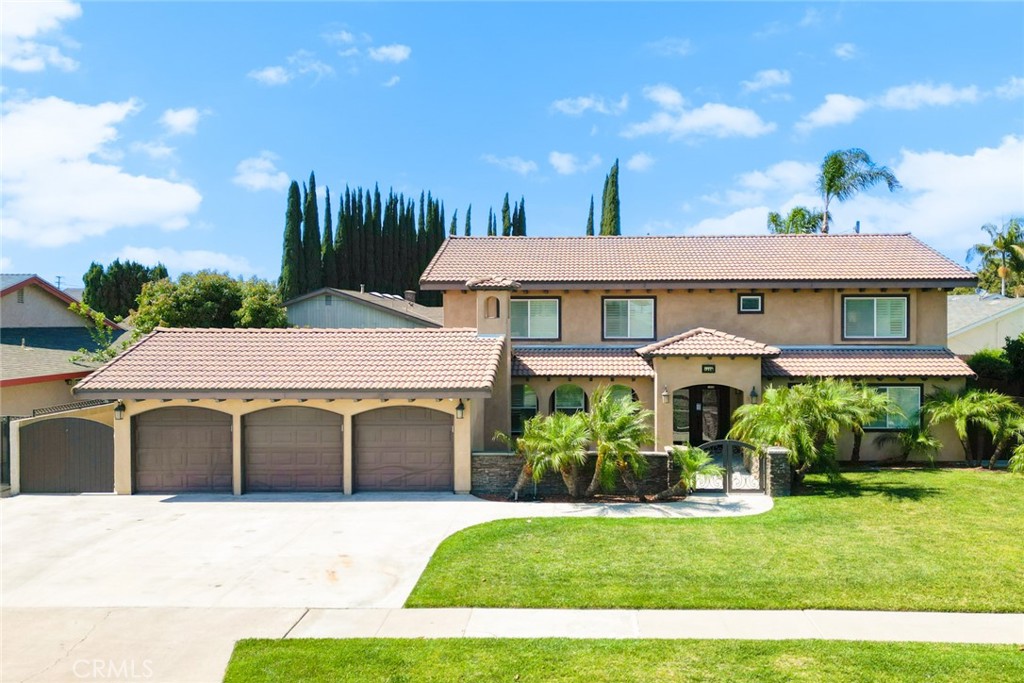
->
[224,638,1024,683]
[407,469,1024,612]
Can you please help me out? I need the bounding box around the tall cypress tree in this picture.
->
[514,197,527,236]
[335,189,349,290]
[279,181,303,300]
[449,209,458,237]
[501,193,512,236]
[322,188,337,288]
[600,159,621,236]
[586,195,595,236]
[464,204,472,236]
[302,172,323,291]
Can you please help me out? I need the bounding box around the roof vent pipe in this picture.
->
[360,284,365,293]
[404,290,417,303]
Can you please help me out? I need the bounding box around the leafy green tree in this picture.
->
[653,445,724,500]
[464,204,472,236]
[585,195,595,236]
[923,388,1020,466]
[766,206,828,234]
[279,181,303,301]
[1004,333,1024,386]
[967,218,1024,297]
[600,159,621,235]
[82,259,168,320]
[322,188,338,289]
[818,149,900,233]
[966,348,1012,382]
[133,271,289,333]
[583,386,654,499]
[501,193,512,236]
[69,301,125,362]
[302,172,323,292]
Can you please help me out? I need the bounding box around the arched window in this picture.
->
[484,296,500,319]
[551,384,587,414]
[510,384,537,435]
[609,384,639,404]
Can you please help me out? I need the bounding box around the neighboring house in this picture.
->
[1,274,120,485]
[946,294,1024,356]
[16,233,975,496]
[284,287,442,328]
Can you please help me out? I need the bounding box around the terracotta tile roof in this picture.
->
[74,328,504,398]
[420,234,975,288]
[637,328,780,357]
[762,347,975,378]
[465,276,521,290]
[512,346,654,378]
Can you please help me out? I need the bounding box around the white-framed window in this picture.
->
[510,384,538,435]
[603,298,655,339]
[552,384,586,414]
[738,294,763,314]
[510,298,559,339]
[865,385,922,430]
[844,296,908,339]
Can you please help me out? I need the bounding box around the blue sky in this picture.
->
[2,1,1022,288]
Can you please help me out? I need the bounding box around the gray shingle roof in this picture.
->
[947,294,1024,334]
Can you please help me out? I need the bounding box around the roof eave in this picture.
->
[73,387,494,401]
[421,278,977,292]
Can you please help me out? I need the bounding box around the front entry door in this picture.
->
[688,386,731,446]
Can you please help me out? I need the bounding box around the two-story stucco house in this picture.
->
[14,233,975,496]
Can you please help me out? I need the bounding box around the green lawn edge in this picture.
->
[407,469,1024,612]
[224,638,1024,683]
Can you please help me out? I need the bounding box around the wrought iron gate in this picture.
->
[695,439,766,493]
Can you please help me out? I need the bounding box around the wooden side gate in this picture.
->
[19,418,114,493]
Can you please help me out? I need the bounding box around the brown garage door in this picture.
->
[20,418,114,493]
[353,407,453,491]
[133,408,232,493]
[243,407,343,492]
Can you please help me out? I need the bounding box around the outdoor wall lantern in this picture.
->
[660,386,670,404]
[455,400,465,419]
[749,386,760,404]
[114,401,126,420]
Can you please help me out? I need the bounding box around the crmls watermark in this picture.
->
[73,659,154,679]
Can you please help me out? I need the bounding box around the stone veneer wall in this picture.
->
[472,452,670,499]
[766,446,792,497]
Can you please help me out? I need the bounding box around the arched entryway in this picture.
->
[672,385,745,446]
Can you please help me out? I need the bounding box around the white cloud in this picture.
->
[548,151,602,175]
[646,37,693,57]
[995,76,1024,99]
[325,29,355,44]
[0,0,81,72]
[551,94,628,116]
[368,44,411,63]
[159,107,200,136]
[741,69,791,93]
[481,154,538,176]
[795,93,870,132]
[232,151,290,192]
[0,256,12,271]
[798,8,824,27]
[642,84,686,110]
[878,82,978,110]
[737,160,818,194]
[833,42,858,60]
[132,141,175,160]
[625,153,655,172]
[118,246,257,277]
[248,65,291,86]
[383,75,400,88]
[685,206,775,236]
[624,99,776,140]
[1,96,202,248]
[338,47,360,58]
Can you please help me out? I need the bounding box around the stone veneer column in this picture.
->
[766,446,791,497]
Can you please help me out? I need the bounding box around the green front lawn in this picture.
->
[225,638,1024,682]
[408,469,1024,611]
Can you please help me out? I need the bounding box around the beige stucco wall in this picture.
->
[110,398,473,495]
[1,380,79,418]
[9,403,115,495]
[1,284,83,327]
[948,310,1024,355]
[443,287,950,347]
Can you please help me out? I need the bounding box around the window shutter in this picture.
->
[604,300,629,338]
[510,300,529,337]
[876,298,907,338]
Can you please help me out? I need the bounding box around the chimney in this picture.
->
[359,284,365,293]
[404,290,417,303]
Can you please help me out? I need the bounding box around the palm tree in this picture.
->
[967,218,1024,297]
[583,386,654,499]
[653,445,724,500]
[1009,443,1024,474]
[849,384,899,463]
[818,149,901,233]
[516,411,591,498]
[495,415,547,500]
[729,385,817,477]
[766,206,829,234]
[923,388,1019,466]
[987,406,1024,469]
[873,423,941,464]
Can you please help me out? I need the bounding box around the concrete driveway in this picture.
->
[2,492,770,682]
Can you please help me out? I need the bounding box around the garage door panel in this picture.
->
[133,408,232,493]
[353,407,453,492]
[243,407,343,493]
